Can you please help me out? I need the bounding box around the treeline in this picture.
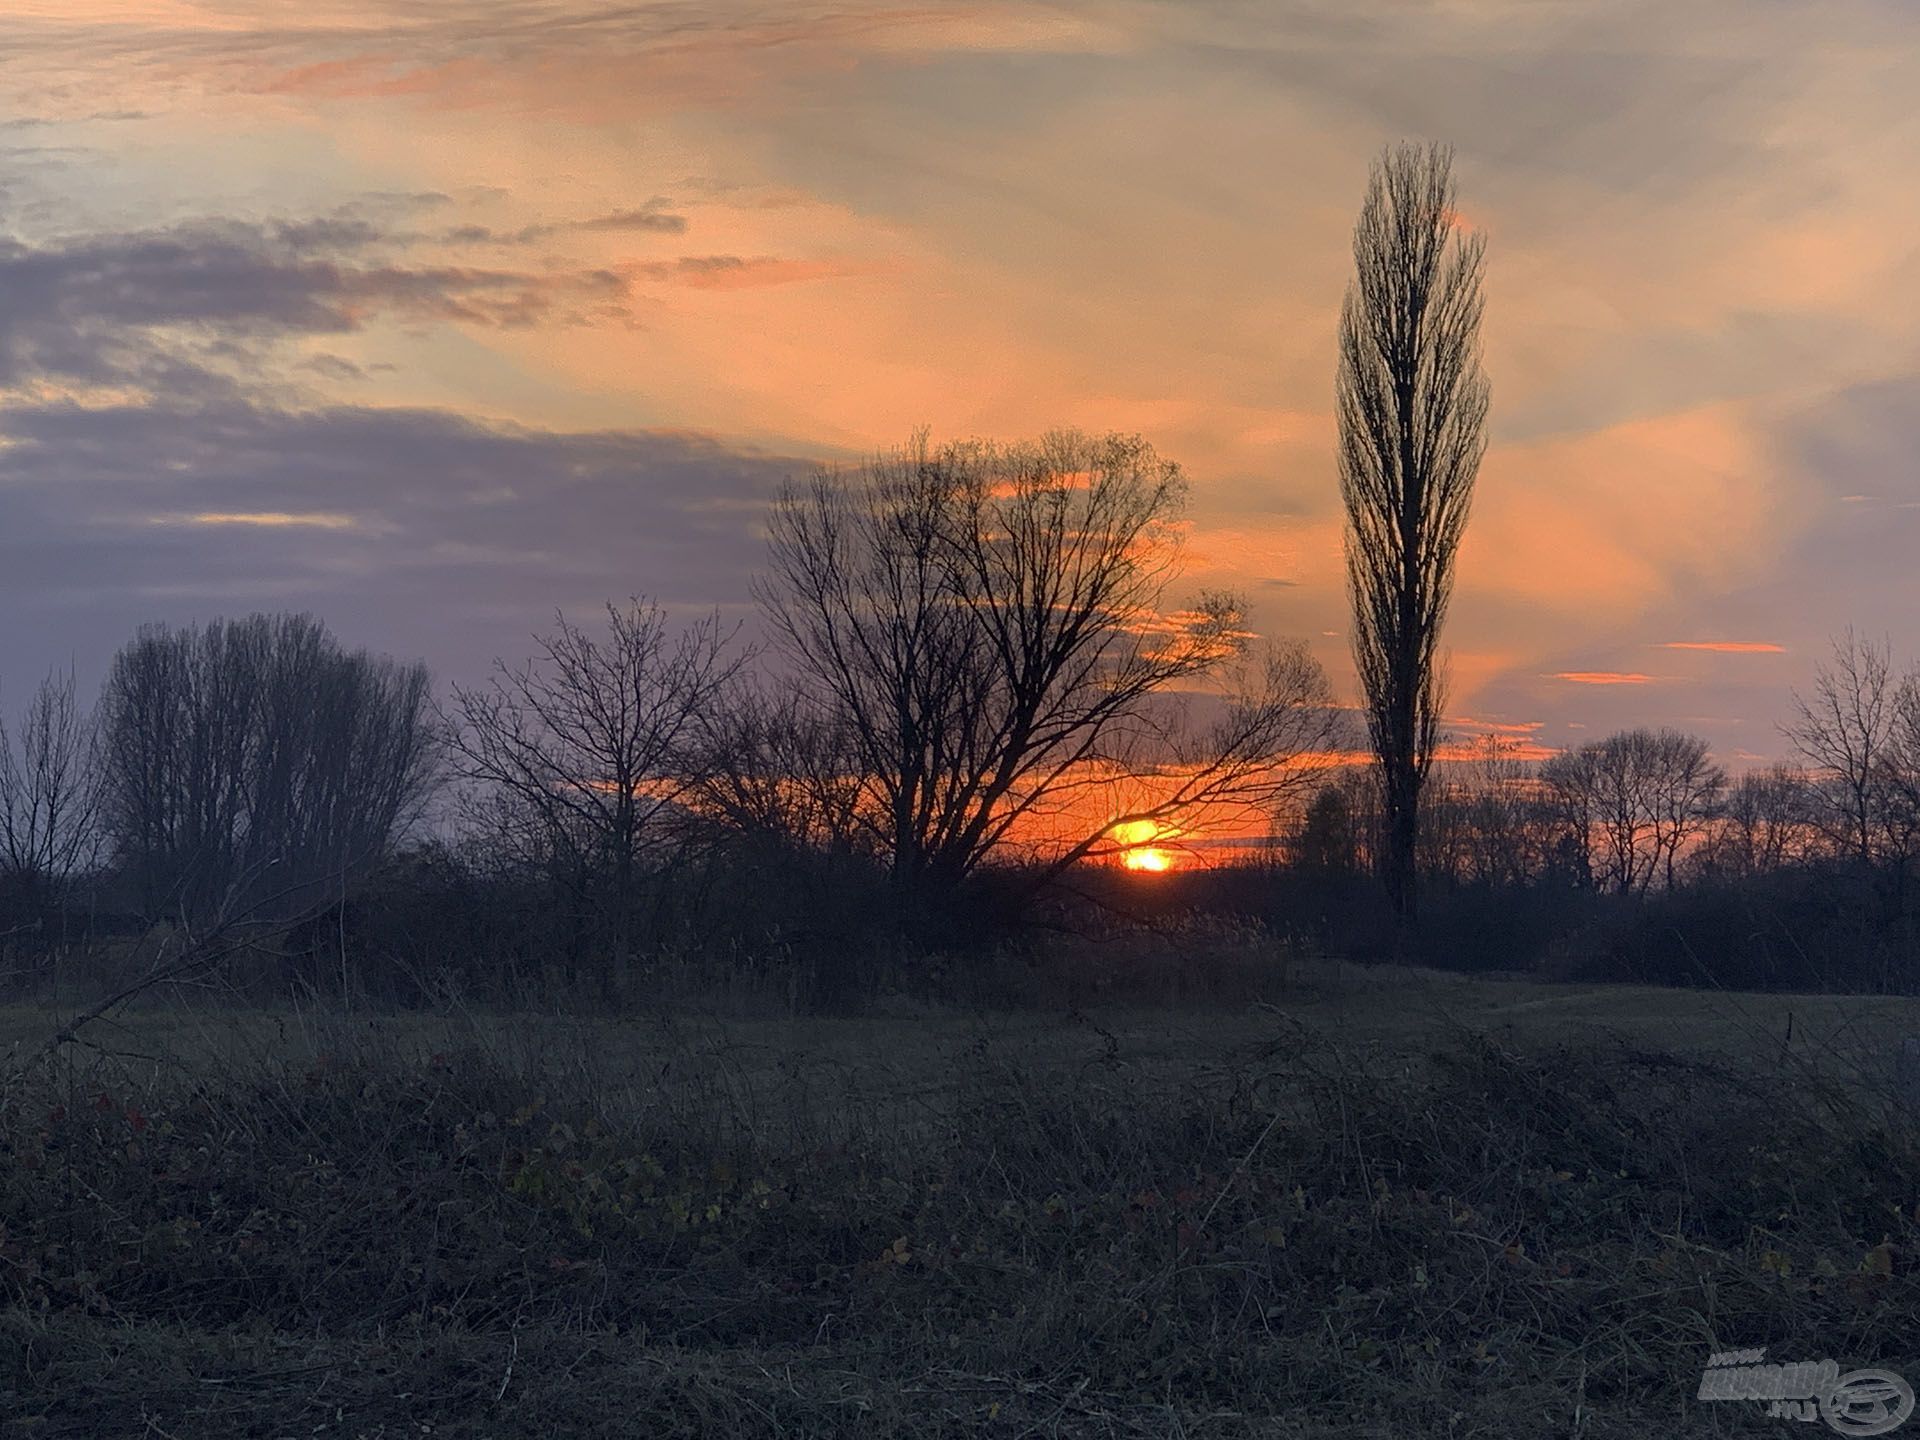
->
[4,433,1914,1004]
[1248,631,1920,991]
[0,431,1347,1008]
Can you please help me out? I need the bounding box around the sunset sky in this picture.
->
[1,1,1917,765]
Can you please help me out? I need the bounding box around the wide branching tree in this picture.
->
[1337,141,1489,925]
[759,429,1339,914]
[98,613,436,922]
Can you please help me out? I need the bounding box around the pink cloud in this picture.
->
[1655,641,1785,654]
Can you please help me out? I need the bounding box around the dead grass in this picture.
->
[3,965,1920,1436]
[8,957,1917,1100]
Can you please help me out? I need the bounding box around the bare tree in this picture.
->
[690,677,868,859]
[443,600,742,968]
[1876,671,1920,876]
[1443,734,1548,888]
[1700,764,1810,878]
[0,668,101,933]
[760,429,1341,908]
[1539,744,1598,891]
[1785,631,1897,868]
[1337,141,1489,924]
[1646,730,1727,890]
[98,614,436,921]
[1541,729,1725,895]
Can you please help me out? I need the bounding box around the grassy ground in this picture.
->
[4,963,1919,1436]
[7,959,1912,1110]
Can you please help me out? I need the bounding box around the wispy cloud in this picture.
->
[153,511,358,529]
[1449,716,1545,734]
[1656,641,1786,654]
[624,255,869,290]
[573,204,689,235]
[0,215,633,396]
[1433,736,1559,763]
[452,201,692,246]
[1549,672,1655,686]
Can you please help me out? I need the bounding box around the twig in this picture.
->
[495,1329,519,1404]
[198,1362,339,1388]
[1194,1106,1286,1237]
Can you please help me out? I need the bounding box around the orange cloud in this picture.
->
[1549,671,1653,685]
[1432,737,1559,763]
[1655,641,1786,654]
[1450,716,1545,734]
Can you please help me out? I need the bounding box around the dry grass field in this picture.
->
[7,959,1911,1103]
[4,963,1919,1437]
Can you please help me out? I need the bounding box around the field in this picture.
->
[4,963,1920,1437]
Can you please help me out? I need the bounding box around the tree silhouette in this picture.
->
[1540,728,1725,896]
[1785,630,1897,868]
[1336,142,1489,925]
[98,613,436,922]
[443,600,741,972]
[760,429,1339,915]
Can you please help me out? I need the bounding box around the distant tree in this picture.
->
[1699,764,1811,878]
[1646,730,1728,890]
[1336,141,1490,925]
[0,668,101,927]
[443,601,742,969]
[1452,734,1547,888]
[690,677,867,861]
[1416,769,1472,884]
[1875,670,1920,883]
[1539,746,1598,891]
[1785,631,1897,868]
[760,429,1341,914]
[98,614,436,921]
[1296,782,1359,874]
[1541,729,1725,895]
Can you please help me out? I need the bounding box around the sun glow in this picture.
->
[1111,817,1179,872]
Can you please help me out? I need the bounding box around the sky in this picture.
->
[0,1,1916,767]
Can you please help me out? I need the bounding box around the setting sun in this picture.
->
[1110,818,1180,871]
